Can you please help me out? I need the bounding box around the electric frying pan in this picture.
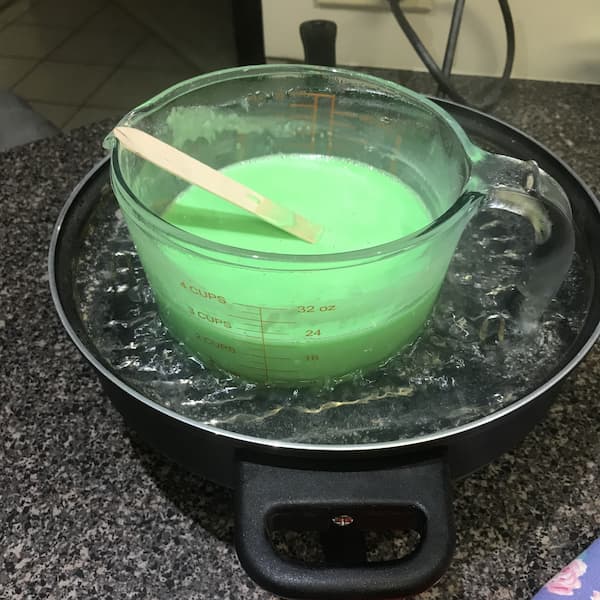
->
[49,99,600,599]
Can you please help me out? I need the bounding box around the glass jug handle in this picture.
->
[472,153,575,329]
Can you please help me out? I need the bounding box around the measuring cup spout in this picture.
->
[103,129,118,153]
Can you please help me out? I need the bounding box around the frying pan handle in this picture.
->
[234,457,454,599]
[475,153,575,327]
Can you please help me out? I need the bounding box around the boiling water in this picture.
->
[74,183,590,445]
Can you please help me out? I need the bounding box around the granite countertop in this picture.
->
[2,74,600,600]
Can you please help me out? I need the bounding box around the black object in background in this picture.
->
[231,0,513,110]
[232,0,265,65]
[300,20,337,66]
[388,0,515,110]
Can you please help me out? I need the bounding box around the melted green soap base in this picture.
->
[162,153,432,252]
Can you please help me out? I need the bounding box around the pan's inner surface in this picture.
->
[68,159,593,445]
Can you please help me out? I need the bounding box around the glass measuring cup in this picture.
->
[104,64,574,385]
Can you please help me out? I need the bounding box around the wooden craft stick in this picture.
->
[113,126,322,244]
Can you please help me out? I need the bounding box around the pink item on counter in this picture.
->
[534,539,600,598]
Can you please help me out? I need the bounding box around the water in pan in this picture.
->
[74,184,591,445]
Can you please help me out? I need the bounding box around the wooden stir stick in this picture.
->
[112,126,322,244]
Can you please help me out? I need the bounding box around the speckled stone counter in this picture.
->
[2,75,600,600]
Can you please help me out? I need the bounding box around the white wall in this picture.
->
[263,0,600,83]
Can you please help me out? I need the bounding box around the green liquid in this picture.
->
[163,154,431,253]
[140,154,442,384]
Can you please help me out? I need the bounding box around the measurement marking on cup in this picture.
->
[254,331,289,336]
[226,312,260,320]
[237,328,295,337]
[225,303,303,381]
[244,353,291,361]
[260,319,297,324]
[239,366,298,373]
[311,95,318,149]
[234,302,289,311]
[228,315,296,324]
[328,94,336,152]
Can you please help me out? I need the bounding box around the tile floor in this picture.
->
[0,0,235,131]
